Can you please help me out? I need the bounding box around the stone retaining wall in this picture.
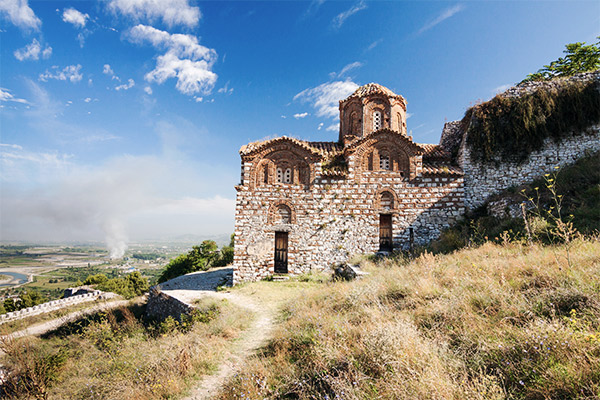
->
[0,291,107,324]
[145,288,194,322]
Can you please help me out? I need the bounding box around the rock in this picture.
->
[332,263,368,281]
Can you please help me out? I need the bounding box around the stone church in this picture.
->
[233,83,464,282]
[233,73,600,283]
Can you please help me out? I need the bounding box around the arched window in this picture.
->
[276,168,283,183]
[373,110,382,131]
[350,111,360,136]
[397,112,402,131]
[277,205,291,224]
[381,192,394,210]
[263,165,269,184]
[284,168,292,183]
[379,154,390,170]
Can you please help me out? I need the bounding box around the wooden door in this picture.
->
[274,232,288,273]
[379,214,393,252]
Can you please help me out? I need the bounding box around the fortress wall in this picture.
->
[459,126,600,210]
[0,291,106,324]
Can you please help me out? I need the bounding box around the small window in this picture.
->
[278,205,291,224]
[379,155,390,170]
[373,111,382,131]
[263,166,269,184]
[276,168,283,183]
[381,192,394,210]
[284,168,292,183]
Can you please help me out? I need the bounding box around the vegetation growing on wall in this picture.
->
[522,38,600,82]
[430,152,600,253]
[464,78,600,163]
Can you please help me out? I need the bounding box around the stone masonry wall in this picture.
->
[233,169,464,283]
[145,287,194,322]
[459,126,600,210]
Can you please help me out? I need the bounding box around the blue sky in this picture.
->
[1,0,598,250]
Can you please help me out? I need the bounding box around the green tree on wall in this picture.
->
[523,37,600,82]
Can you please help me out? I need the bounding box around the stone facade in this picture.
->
[234,84,464,283]
[233,76,600,283]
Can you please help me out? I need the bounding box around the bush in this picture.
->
[158,236,235,283]
[84,273,108,285]
[95,271,149,299]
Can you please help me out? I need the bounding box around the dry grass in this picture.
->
[0,298,253,400]
[219,238,600,399]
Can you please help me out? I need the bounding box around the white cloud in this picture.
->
[103,64,120,81]
[366,39,383,51]
[115,78,135,91]
[144,86,153,95]
[406,112,413,119]
[14,38,52,61]
[0,87,29,104]
[326,123,339,132]
[84,97,92,102]
[39,65,83,83]
[127,24,217,96]
[332,0,367,29]
[417,4,464,35]
[217,81,233,95]
[294,80,358,119]
[107,0,201,28]
[62,7,88,28]
[1,145,235,248]
[77,32,85,47]
[330,61,362,79]
[0,0,41,31]
[103,64,114,75]
[281,115,287,119]
[194,96,203,102]
[317,122,324,130]
[294,112,309,119]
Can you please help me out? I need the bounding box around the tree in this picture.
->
[522,37,600,83]
[158,238,231,283]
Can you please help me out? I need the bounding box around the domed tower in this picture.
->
[338,83,407,145]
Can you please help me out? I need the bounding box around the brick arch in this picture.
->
[375,188,398,211]
[364,96,391,133]
[358,140,410,175]
[268,200,296,224]
[249,147,316,189]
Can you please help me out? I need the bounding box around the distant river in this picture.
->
[0,271,29,288]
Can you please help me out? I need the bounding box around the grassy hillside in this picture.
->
[220,238,600,399]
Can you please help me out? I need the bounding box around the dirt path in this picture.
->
[157,268,276,400]
[183,291,274,400]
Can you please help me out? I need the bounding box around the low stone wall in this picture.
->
[0,291,108,324]
[145,288,194,322]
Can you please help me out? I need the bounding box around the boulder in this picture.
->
[332,263,368,281]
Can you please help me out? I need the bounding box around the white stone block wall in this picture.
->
[459,127,600,210]
[233,172,464,283]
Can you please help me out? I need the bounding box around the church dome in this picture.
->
[344,83,405,102]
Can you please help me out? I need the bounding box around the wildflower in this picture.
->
[519,380,525,386]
